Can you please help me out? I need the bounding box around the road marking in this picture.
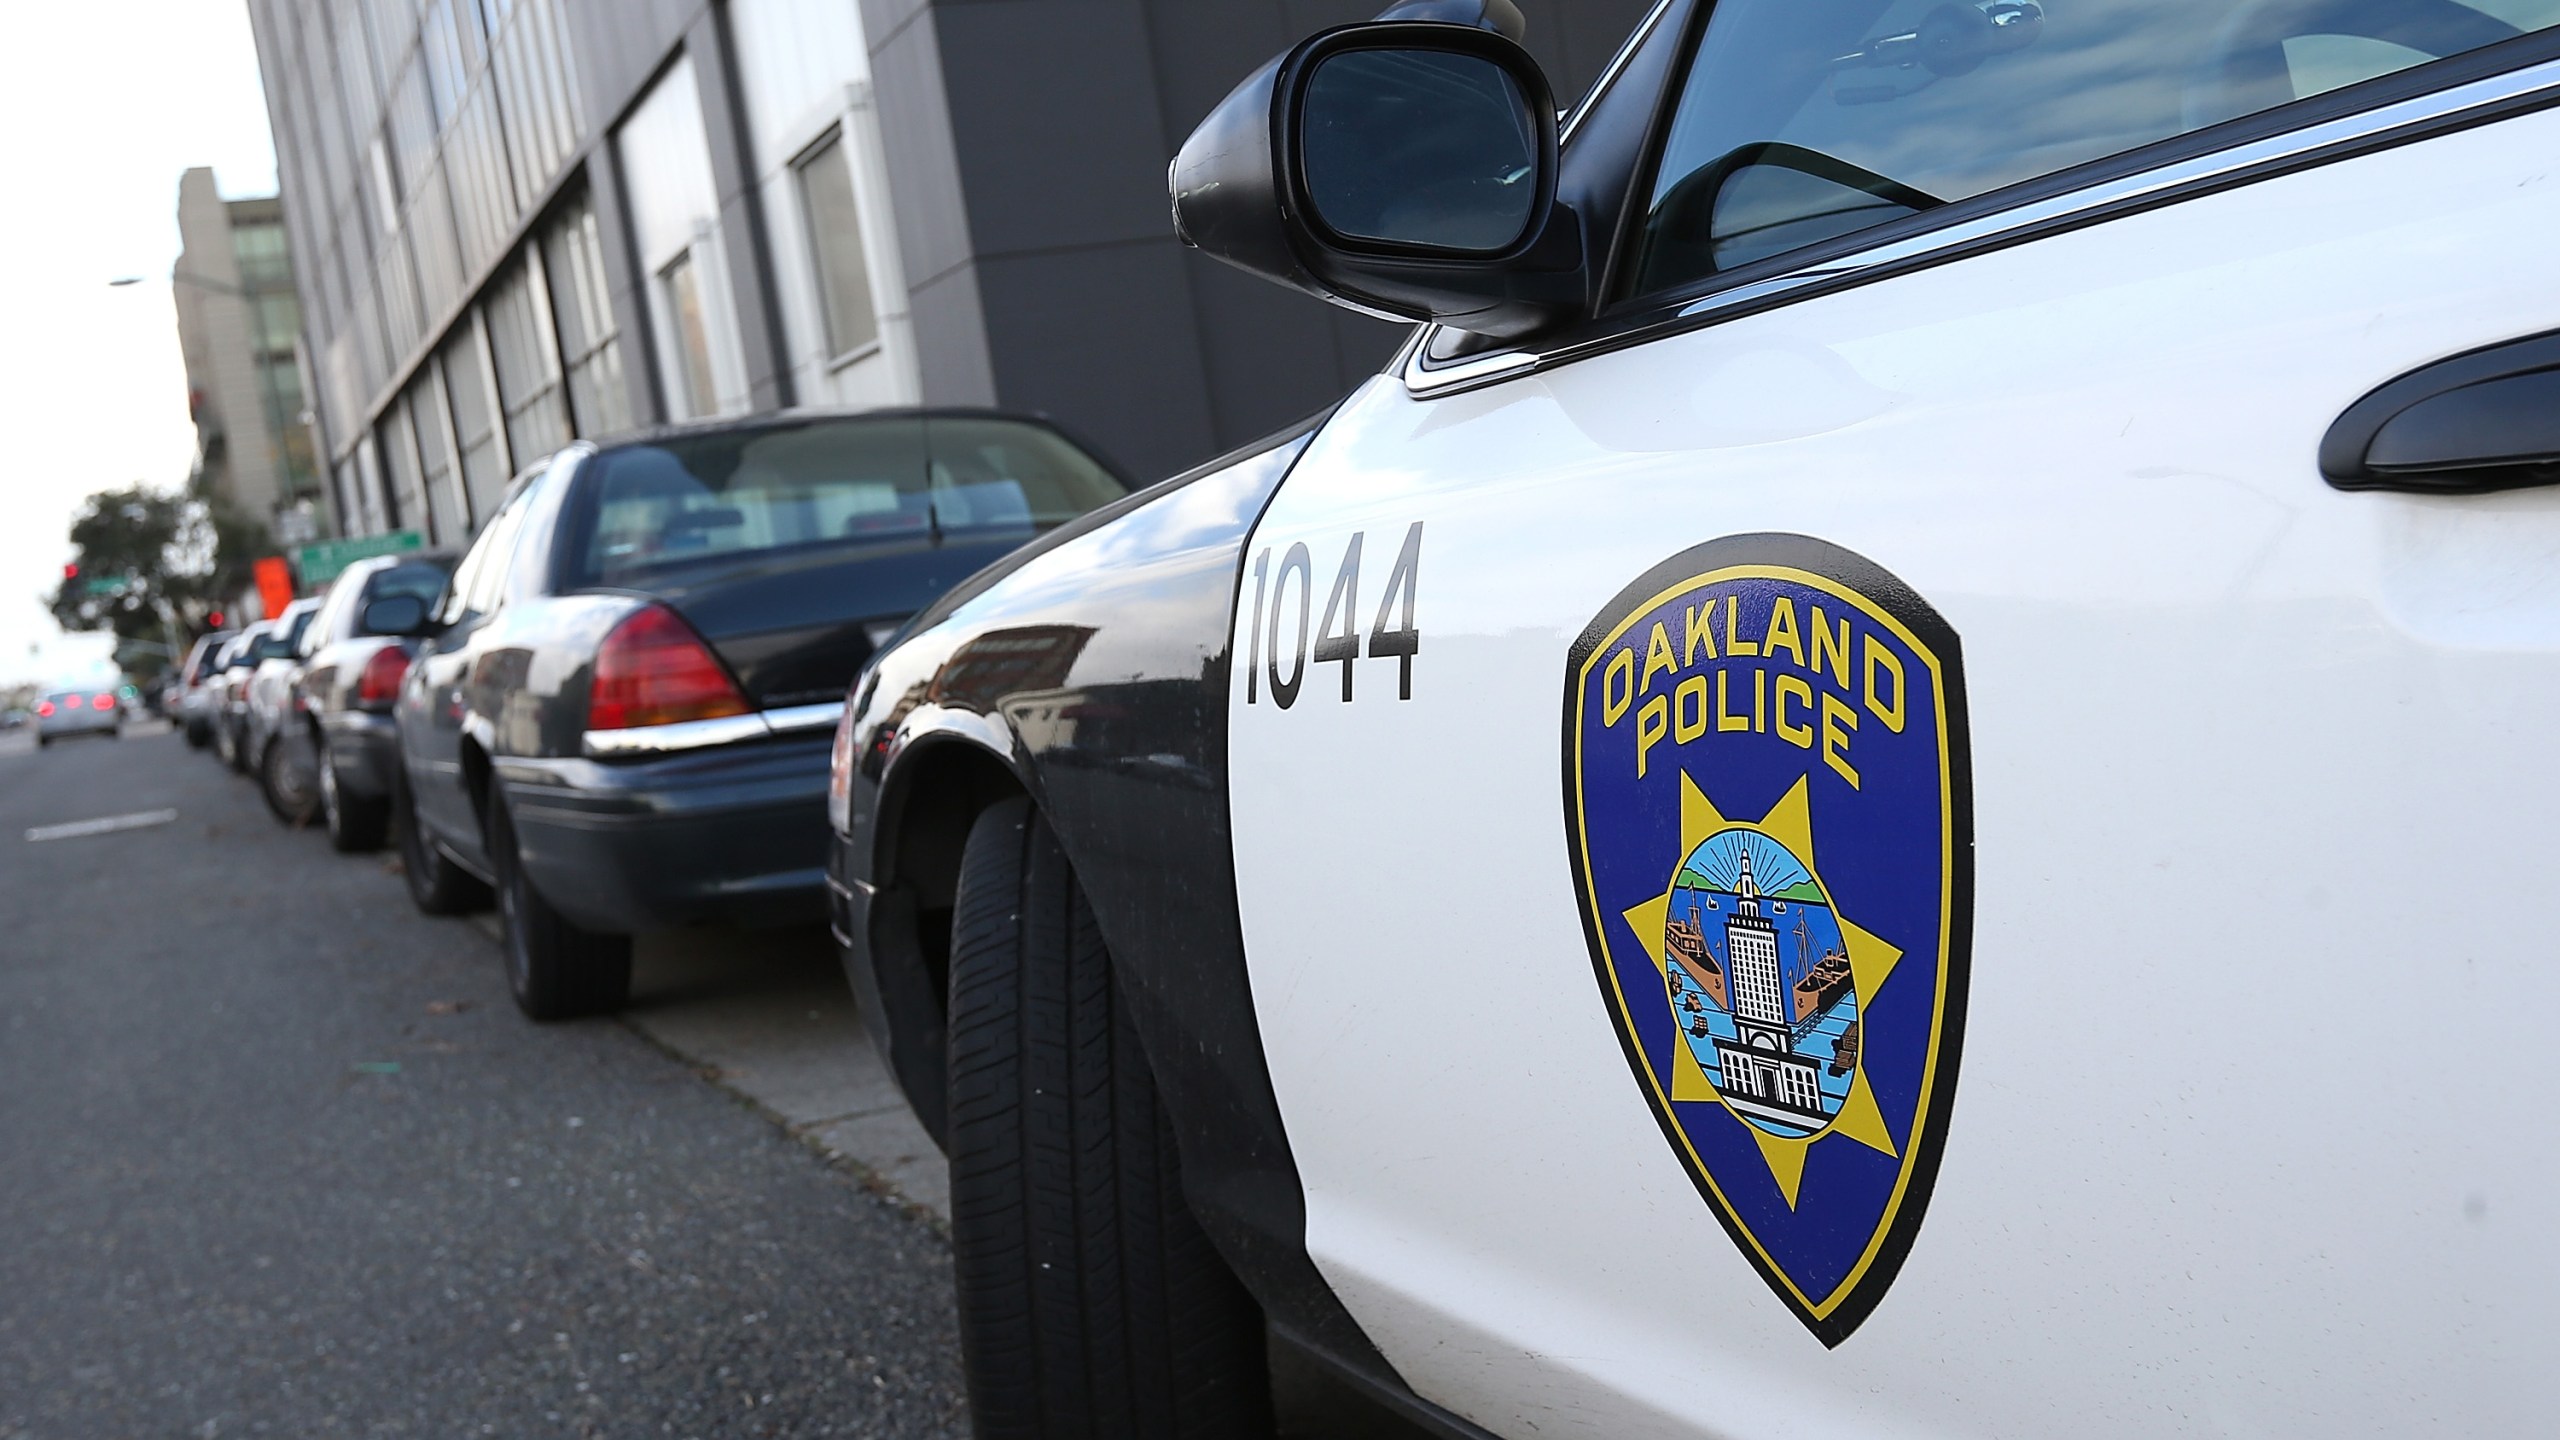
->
[24,809,180,843]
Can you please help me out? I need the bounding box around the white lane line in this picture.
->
[24,809,180,843]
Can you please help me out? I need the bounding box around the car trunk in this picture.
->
[636,537,1030,708]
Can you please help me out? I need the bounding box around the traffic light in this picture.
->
[62,562,78,580]
[207,611,225,628]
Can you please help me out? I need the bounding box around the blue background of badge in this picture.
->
[1576,573,1950,1306]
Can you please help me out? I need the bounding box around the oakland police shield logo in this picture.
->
[1562,534,1972,1346]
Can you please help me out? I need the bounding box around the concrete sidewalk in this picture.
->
[476,915,951,1224]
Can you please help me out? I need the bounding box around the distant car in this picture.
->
[209,623,275,770]
[1,708,29,731]
[242,597,326,819]
[392,409,1130,1020]
[288,550,459,849]
[175,631,236,748]
[33,687,122,747]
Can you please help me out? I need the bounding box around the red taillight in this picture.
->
[61,695,83,710]
[94,694,115,710]
[357,646,412,707]
[587,604,750,731]
[35,701,53,717]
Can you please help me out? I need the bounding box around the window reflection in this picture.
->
[1629,0,2560,298]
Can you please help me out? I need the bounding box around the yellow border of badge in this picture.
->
[1570,563,1954,1325]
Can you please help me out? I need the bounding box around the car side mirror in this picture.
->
[363,594,434,637]
[1170,7,1585,339]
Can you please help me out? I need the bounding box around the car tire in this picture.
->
[945,797,1274,1440]
[394,763,492,916]
[318,739,391,853]
[35,734,48,750]
[223,721,252,774]
[490,796,631,1021]
[260,735,319,826]
[185,719,211,749]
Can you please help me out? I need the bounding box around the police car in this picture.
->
[831,1,2560,1434]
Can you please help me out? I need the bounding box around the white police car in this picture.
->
[833,2,2560,1435]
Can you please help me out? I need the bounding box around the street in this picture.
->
[0,723,969,1438]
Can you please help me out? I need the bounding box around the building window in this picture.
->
[485,253,571,467]
[794,129,878,360]
[540,194,632,438]
[441,326,508,522]
[660,251,720,420]
[410,368,471,540]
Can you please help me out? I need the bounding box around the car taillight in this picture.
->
[94,694,115,709]
[587,604,751,731]
[357,646,412,707]
[61,695,83,710]
[35,701,53,717]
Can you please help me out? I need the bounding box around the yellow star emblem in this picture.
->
[1619,772,1903,1208]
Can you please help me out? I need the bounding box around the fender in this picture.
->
[832,410,1494,1432]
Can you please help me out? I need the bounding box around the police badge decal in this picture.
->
[1562,534,1973,1346]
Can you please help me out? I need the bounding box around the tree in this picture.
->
[47,487,273,673]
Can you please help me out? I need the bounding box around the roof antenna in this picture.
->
[1372,0,1527,42]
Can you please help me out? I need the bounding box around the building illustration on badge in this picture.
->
[1562,534,1973,1347]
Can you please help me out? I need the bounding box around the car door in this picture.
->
[404,486,535,861]
[1227,5,2560,1437]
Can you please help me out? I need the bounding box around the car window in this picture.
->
[1625,0,2560,297]
[445,495,531,622]
[562,416,1126,589]
[360,559,456,634]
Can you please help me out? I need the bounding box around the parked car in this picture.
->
[208,623,274,770]
[33,687,121,747]
[0,708,26,731]
[175,631,237,748]
[834,3,2560,1436]
[390,409,1130,1021]
[241,598,325,810]
[290,550,459,848]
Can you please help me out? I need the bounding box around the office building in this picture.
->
[245,0,1652,543]
[172,167,325,538]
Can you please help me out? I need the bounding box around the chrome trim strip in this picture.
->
[1408,54,2560,398]
[1560,0,1677,145]
[763,701,847,735]
[582,712,772,758]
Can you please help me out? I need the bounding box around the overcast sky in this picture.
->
[0,4,279,689]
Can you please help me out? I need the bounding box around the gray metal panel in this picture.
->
[976,238,1220,482]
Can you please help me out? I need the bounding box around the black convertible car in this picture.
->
[385,408,1126,1021]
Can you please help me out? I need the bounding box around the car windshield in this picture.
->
[564,415,1128,588]
[366,560,454,616]
[1627,0,2560,293]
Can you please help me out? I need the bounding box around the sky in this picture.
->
[0,4,279,689]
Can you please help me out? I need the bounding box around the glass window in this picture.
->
[660,251,721,419]
[795,131,880,358]
[441,327,508,522]
[361,558,459,632]
[540,194,633,438]
[446,489,530,621]
[1626,0,2560,298]
[560,417,1128,589]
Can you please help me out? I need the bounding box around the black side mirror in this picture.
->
[362,594,433,637]
[1171,6,1584,339]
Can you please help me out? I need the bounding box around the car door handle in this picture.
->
[2323,330,2560,494]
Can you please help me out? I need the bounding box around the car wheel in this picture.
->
[945,797,1273,1440]
[224,721,253,774]
[260,734,319,826]
[319,739,391,853]
[489,796,630,1021]
[36,734,49,749]
[394,764,492,916]
[185,719,210,749]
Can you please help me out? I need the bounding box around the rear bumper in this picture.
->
[319,710,401,800]
[495,732,834,934]
[37,713,118,739]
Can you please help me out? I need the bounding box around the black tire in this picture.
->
[260,734,319,826]
[185,719,211,749]
[222,719,252,774]
[946,798,1272,1440]
[490,796,630,1021]
[393,762,492,916]
[35,734,48,750]
[318,738,391,853]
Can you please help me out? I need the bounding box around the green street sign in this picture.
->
[296,530,424,587]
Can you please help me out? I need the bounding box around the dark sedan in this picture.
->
[286,550,460,846]
[388,408,1129,1021]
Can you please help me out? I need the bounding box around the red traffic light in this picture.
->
[63,562,79,579]
[207,611,225,628]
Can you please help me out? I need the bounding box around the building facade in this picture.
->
[172,168,324,539]
[245,0,1653,545]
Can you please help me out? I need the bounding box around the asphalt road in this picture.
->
[0,722,969,1439]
